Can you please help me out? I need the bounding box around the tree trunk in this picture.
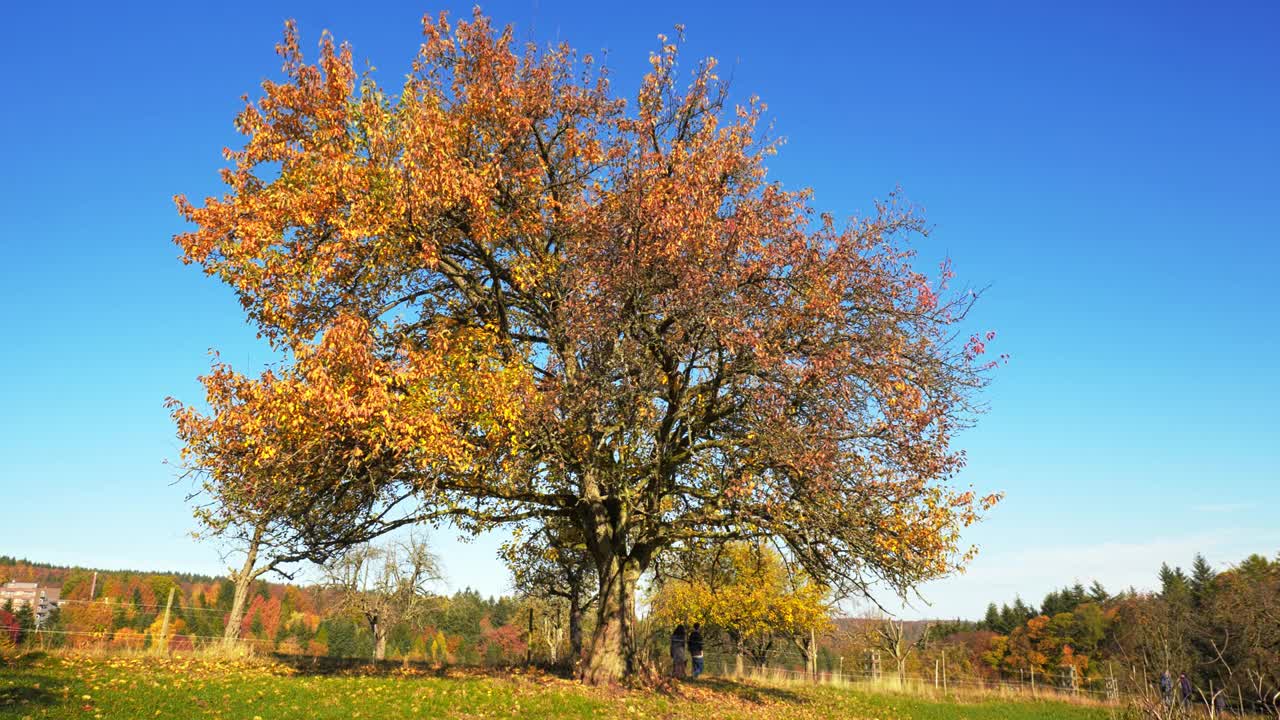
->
[568,588,584,664]
[223,575,251,645]
[578,479,654,685]
[223,527,262,647]
[800,630,816,678]
[368,609,386,661]
[730,631,745,677]
[581,555,639,684]
[373,620,387,661]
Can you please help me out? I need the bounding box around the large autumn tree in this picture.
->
[172,11,1000,683]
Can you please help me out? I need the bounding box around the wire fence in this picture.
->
[39,631,1101,704]
[9,622,1275,717]
[9,627,275,648]
[54,598,232,616]
[680,647,1115,700]
[661,646,1280,717]
[4,630,1113,701]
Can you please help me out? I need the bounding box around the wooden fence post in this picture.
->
[526,608,533,666]
[157,587,175,656]
[810,628,817,683]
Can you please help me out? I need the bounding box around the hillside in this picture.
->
[0,557,532,665]
[1,556,252,602]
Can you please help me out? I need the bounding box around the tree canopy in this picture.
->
[171,11,999,682]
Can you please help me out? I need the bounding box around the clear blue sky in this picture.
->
[2,0,1277,618]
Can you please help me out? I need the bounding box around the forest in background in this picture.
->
[3,548,1277,710]
[0,555,527,665]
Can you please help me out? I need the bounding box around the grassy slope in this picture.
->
[0,654,1110,720]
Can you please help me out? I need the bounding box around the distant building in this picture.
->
[0,582,62,627]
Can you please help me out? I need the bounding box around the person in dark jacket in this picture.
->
[1179,672,1193,706]
[1159,671,1173,706]
[687,623,704,678]
[670,624,687,678]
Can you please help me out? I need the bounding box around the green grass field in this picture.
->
[1,654,1112,720]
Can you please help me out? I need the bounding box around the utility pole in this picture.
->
[156,586,175,656]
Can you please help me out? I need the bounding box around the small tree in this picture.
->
[1189,554,1217,608]
[429,628,450,666]
[539,605,567,665]
[324,538,442,661]
[12,605,35,646]
[1088,580,1110,604]
[502,520,597,666]
[171,365,432,647]
[651,542,830,673]
[145,614,186,651]
[870,618,920,685]
[0,608,19,647]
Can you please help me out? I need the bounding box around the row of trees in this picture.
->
[0,603,40,646]
[9,545,1276,713]
[979,580,1110,636]
[1114,553,1280,710]
[0,557,541,665]
[3,543,838,679]
[648,542,830,674]
[2,537,837,674]
[833,552,1279,713]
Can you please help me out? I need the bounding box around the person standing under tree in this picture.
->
[688,623,704,679]
[670,624,687,678]
[1179,672,1193,707]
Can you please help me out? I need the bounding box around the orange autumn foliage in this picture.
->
[172,11,1001,681]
